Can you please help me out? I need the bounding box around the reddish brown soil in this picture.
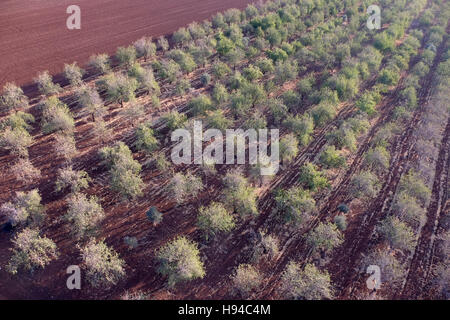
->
[0,0,255,91]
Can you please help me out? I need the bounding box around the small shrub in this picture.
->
[146,207,163,226]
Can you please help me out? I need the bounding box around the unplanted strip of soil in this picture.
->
[0,0,255,90]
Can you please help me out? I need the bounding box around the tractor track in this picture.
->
[400,117,450,299]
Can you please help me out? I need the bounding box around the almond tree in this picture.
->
[0,126,33,157]
[281,262,333,300]
[133,37,156,61]
[167,172,204,205]
[231,264,262,297]
[197,202,235,240]
[11,158,41,184]
[65,193,105,238]
[89,53,110,74]
[0,83,29,112]
[55,167,91,193]
[7,228,58,275]
[157,237,205,287]
[41,97,75,134]
[307,222,344,255]
[64,62,85,86]
[76,85,106,122]
[81,239,125,288]
[100,73,138,107]
[34,71,61,96]
[116,46,137,67]
[99,142,144,200]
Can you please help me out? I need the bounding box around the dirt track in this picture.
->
[0,0,254,91]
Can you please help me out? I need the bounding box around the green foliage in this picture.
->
[134,123,159,154]
[99,73,138,106]
[116,46,137,67]
[349,171,380,199]
[275,187,316,226]
[99,142,144,200]
[283,114,314,146]
[212,61,231,79]
[81,239,125,288]
[266,48,288,62]
[364,146,390,173]
[34,71,61,96]
[279,133,299,164]
[172,27,191,45]
[378,68,400,85]
[334,215,347,231]
[299,162,330,192]
[146,206,163,226]
[319,145,346,169]
[0,126,33,157]
[133,36,156,60]
[205,110,232,131]
[374,32,395,52]
[1,189,44,227]
[398,170,431,206]
[197,202,235,240]
[188,94,214,115]
[256,57,275,74]
[40,96,74,134]
[243,65,263,81]
[307,222,344,254]
[55,167,91,193]
[0,83,29,112]
[157,237,205,287]
[65,193,105,238]
[162,111,187,131]
[222,171,258,217]
[281,262,333,300]
[310,102,336,127]
[393,191,426,229]
[212,83,229,104]
[168,50,197,73]
[76,85,105,122]
[378,216,415,252]
[274,60,298,84]
[168,172,204,204]
[64,62,84,86]
[356,91,378,116]
[89,53,110,74]
[232,264,262,297]
[7,228,58,275]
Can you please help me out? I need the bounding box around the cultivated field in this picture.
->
[0,0,255,92]
[0,0,449,300]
